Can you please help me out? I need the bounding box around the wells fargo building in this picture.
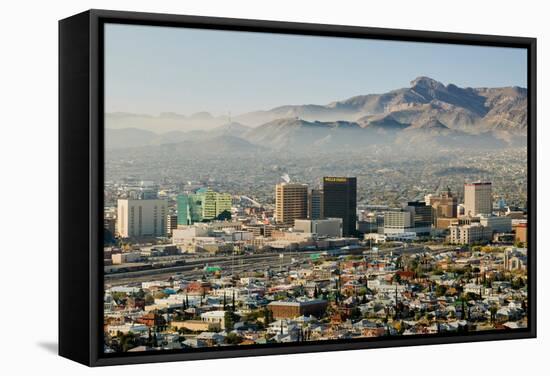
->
[322,177,357,237]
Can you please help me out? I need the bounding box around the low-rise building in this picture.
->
[365,232,417,243]
[513,222,528,244]
[106,323,148,336]
[111,252,141,265]
[200,310,228,329]
[171,320,220,332]
[268,299,328,319]
[480,215,512,233]
[294,218,343,237]
[448,223,492,245]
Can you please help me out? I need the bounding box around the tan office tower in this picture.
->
[429,187,458,219]
[275,183,308,225]
[464,182,492,216]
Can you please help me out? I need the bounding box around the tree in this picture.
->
[153,291,168,300]
[350,307,362,321]
[117,332,137,352]
[263,306,272,325]
[489,305,498,324]
[181,297,187,312]
[232,290,236,312]
[224,311,238,331]
[216,210,232,221]
[512,277,525,290]
[393,273,402,285]
[111,291,127,303]
[144,293,154,306]
[435,285,447,297]
[514,241,524,248]
[134,289,145,299]
[225,332,242,345]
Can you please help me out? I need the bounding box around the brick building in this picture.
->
[268,299,328,319]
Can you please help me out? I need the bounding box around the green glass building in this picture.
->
[177,188,231,225]
[177,192,204,225]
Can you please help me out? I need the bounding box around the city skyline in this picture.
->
[102,22,529,355]
[104,173,529,353]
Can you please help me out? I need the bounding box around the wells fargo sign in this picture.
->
[323,177,348,183]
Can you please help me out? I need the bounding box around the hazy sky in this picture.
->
[104,23,527,116]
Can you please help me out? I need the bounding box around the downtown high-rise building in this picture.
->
[426,187,458,219]
[308,189,324,220]
[404,201,433,235]
[177,188,232,225]
[202,189,232,220]
[275,183,308,226]
[322,177,357,236]
[116,198,167,238]
[177,192,204,225]
[464,182,492,216]
[382,210,413,234]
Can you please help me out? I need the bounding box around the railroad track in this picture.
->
[105,252,315,286]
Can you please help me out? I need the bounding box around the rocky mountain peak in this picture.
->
[410,76,445,90]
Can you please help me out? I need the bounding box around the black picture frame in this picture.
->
[59,9,537,367]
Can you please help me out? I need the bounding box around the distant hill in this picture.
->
[105,128,159,149]
[243,118,369,150]
[105,76,526,152]
[105,111,229,133]
[209,122,251,137]
[163,135,262,153]
[108,134,263,156]
[105,122,249,149]
[242,117,509,151]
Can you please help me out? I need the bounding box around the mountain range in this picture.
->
[105,76,527,151]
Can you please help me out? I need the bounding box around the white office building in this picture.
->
[294,218,343,237]
[480,215,512,233]
[117,198,167,238]
[381,210,414,235]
